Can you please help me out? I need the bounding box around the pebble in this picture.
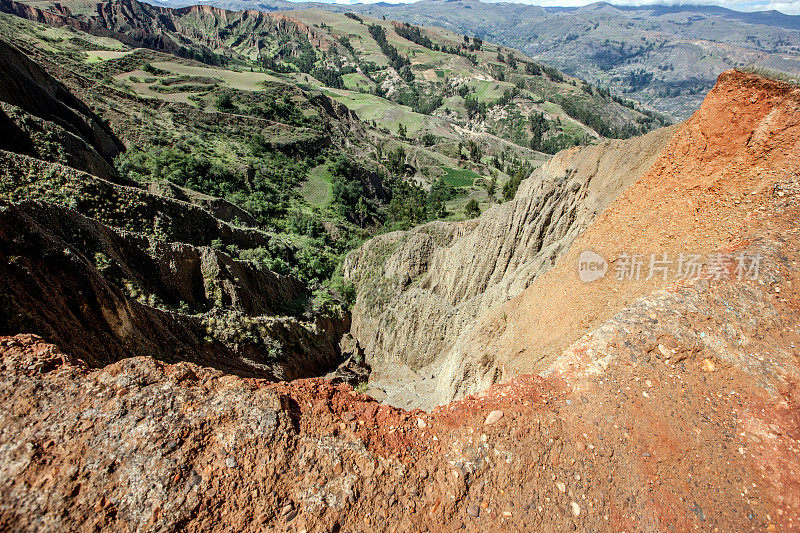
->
[467,504,480,517]
[571,501,581,517]
[225,456,238,469]
[701,359,716,372]
[484,410,504,425]
[417,418,427,429]
[556,481,566,493]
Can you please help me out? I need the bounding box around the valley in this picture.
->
[0,0,799,531]
[0,0,669,383]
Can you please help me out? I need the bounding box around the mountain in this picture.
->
[1,69,799,531]
[0,0,671,380]
[1,0,800,530]
[162,0,800,119]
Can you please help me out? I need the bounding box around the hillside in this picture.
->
[2,0,800,530]
[3,0,669,152]
[0,69,798,532]
[343,68,800,408]
[343,123,678,407]
[187,0,800,119]
[0,0,668,381]
[0,36,357,378]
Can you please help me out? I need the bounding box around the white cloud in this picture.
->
[765,0,800,13]
[297,0,800,15]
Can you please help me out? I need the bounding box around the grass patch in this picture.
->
[299,164,333,207]
[441,167,480,187]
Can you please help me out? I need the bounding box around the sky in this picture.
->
[317,0,800,15]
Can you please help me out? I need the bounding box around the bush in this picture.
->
[464,198,480,218]
[215,93,236,112]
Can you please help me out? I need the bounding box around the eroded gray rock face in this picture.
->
[344,125,677,409]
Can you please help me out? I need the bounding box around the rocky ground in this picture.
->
[1,230,799,531]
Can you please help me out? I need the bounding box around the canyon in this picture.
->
[0,2,799,529]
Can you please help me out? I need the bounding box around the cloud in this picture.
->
[298,0,800,15]
[765,0,800,13]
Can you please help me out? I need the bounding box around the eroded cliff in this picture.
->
[345,121,677,408]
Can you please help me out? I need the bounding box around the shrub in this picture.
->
[464,198,480,218]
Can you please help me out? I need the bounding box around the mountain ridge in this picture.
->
[160,0,800,118]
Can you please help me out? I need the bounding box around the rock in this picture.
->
[701,359,716,372]
[556,481,566,493]
[417,418,427,429]
[571,501,581,517]
[467,505,480,517]
[225,456,238,469]
[367,388,388,402]
[484,410,504,425]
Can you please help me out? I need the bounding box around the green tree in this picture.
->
[387,147,406,175]
[356,196,368,228]
[467,140,482,163]
[215,93,236,112]
[486,175,497,198]
[464,198,480,218]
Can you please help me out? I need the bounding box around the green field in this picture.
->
[299,165,333,207]
[151,61,283,91]
[441,167,481,187]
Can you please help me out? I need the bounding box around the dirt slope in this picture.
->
[452,70,800,400]
[0,38,123,179]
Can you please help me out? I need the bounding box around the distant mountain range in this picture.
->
[147,0,800,118]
